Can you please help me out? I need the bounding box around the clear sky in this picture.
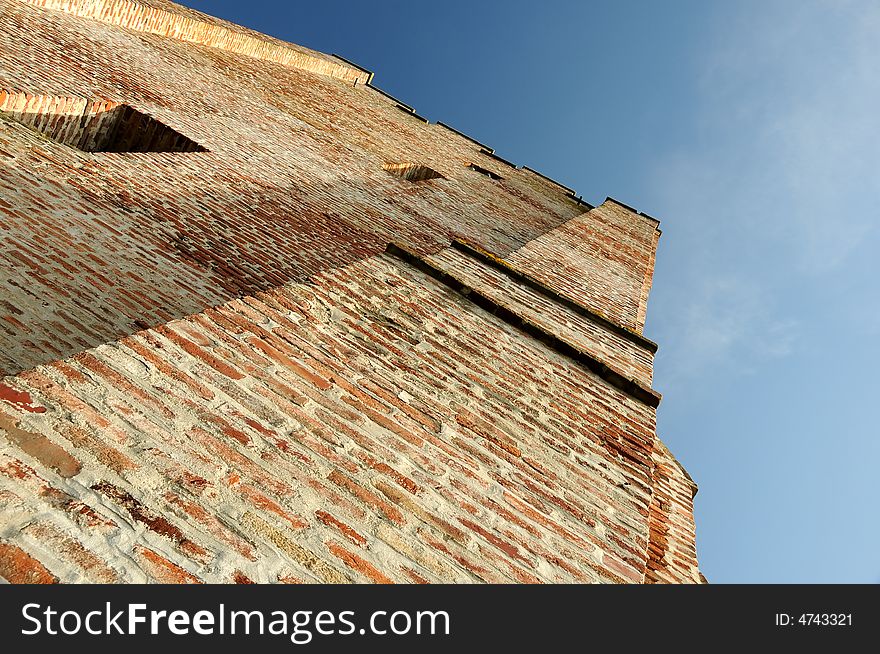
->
[179,0,880,583]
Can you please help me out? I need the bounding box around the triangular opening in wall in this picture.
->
[383,162,445,182]
[0,91,207,153]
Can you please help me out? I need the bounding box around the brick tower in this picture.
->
[0,0,702,583]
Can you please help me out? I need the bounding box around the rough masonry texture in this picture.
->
[0,0,702,583]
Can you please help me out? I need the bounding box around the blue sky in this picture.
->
[180,0,880,583]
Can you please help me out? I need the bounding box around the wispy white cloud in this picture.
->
[653,276,799,387]
[701,0,880,271]
[648,0,880,382]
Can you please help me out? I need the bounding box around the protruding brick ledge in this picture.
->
[451,239,659,354]
[520,166,575,195]
[436,121,493,151]
[331,53,375,85]
[479,148,517,169]
[394,103,429,124]
[386,243,662,408]
[19,0,369,84]
[606,196,661,226]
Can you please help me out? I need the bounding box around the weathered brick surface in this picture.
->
[1,252,667,583]
[507,201,662,335]
[423,245,656,386]
[0,0,584,375]
[0,0,702,583]
[645,441,703,584]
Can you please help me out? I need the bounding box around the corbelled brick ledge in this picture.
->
[450,239,659,354]
[19,0,369,84]
[386,243,662,408]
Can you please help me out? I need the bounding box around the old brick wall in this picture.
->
[0,247,665,583]
[0,0,584,376]
[0,0,702,583]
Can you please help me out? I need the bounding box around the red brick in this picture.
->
[401,567,430,584]
[0,541,57,584]
[163,492,257,561]
[602,553,643,584]
[0,382,46,413]
[55,424,136,474]
[456,409,522,458]
[232,570,255,584]
[315,510,367,547]
[72,351,175,420]
[373,479,468,544]
[0,414,80,478]
[156,325,245,380]
[123,337,215,401]
[92,482,208,562]
[134,546,202,584]
[245,336,332,391]
[226,476,309,530]
[326,541,394,584]
[21,522,117,583]
[327,470,405,526]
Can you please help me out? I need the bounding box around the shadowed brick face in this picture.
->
[0,0,702,583]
